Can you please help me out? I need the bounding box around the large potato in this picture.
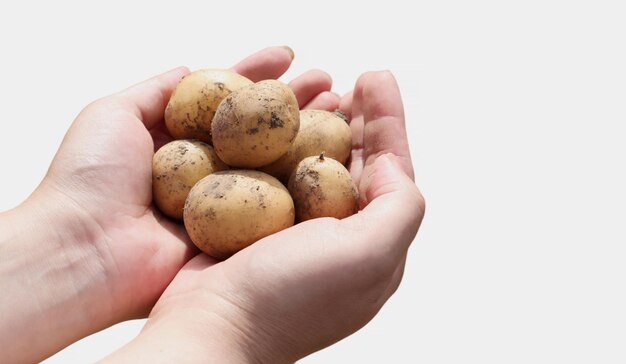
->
[153,140,228,220]
[184,170,295,259]
[288,154,359,222]
[164,69,252,143]
[211,80,300,168]
[261,109,352,183]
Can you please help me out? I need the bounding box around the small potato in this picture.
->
[184,170,295,259]
[288,154,359,222]
[211,80,300,168]
[164,69,252,143]
[153,140,228,220]
[260,109,352,183]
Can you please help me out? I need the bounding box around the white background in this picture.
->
[1,0,625,363]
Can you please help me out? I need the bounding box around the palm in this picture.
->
[47,88,194,317]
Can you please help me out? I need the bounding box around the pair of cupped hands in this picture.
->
[0,46,424,363]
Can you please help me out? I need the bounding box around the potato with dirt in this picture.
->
[184,170,295,259]
[288,154,359,222]
[152,140,228,220]
[164,69,252,143]
[260,109,352,183]
[211,80,300,168]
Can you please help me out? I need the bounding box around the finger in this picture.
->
[338,91,354,121]
[357,71,414,179]
[348,145,365,185]
[231,46,294,82]
[346,86,366,183]
[339,90,364,181]
[343,154,425,264]
[303,91,340,111]
[116,67,190,130]
[288,69,333,108]
[350,85,365,149]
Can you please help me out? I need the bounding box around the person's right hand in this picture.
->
[103,71,425,363]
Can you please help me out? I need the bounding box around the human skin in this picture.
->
[102,71,425,363]
[0,46,342,363]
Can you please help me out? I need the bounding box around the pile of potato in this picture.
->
[153,69,359,259]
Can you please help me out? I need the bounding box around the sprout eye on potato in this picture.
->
[288,154,359,222]
[183,170,295,259]
[152,140,228,220]
[165,69,252,143]
[260,109,352,183]
[211,80,300,168]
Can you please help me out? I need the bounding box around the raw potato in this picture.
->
[164,69,253,143]
[184,170,295,259]
[288,154,359,222]
[211,80,300,168]
[261,109,352,183]
[153,140,228,220]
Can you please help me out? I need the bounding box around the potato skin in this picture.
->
[211,80,300,168]
[184,170,295,259]
[152,140,228,220]
[288,155,359,222]
[164,69,252,143]
[260,109,352,183]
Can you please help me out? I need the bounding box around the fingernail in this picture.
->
[281,46,295,60]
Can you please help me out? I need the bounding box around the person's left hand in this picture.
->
[0,46,339,363]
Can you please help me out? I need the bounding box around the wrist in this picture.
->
[104,290,297,364]
[0,187,112,362]
[102,311,250,363]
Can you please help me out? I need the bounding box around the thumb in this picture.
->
[344,153,425,256]
[361,153,416,206]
